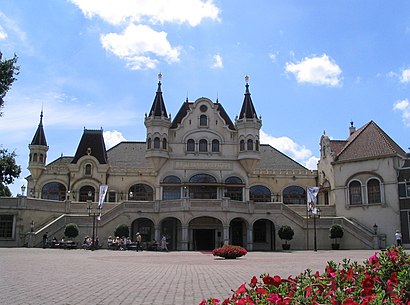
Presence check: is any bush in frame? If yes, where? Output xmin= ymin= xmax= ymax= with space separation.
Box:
xmin=114 ymin=224 xmax=129 ymax=238
xmin=329 ymin=224 xmax=344 ymax=243
xmin=64 ymin=223 xmax=79 ymax=239
xmin=201 ymin=246 xmax=410 ymax=304
xmin=278 ymin=225 xmax=294 ymax=245
xmin=212 ymin=245 xmax=247 ymax=259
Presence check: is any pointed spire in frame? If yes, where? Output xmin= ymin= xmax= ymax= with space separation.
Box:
xmin=148 ymin=72 xmax=168 ymax=117
xmin=31 ymin=110 xmax=47 ymax=146
xmin=239 ymin=75 xmax=258 ymax=119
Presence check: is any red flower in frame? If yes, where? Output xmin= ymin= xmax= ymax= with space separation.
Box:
xmin=266 ymin=293 xmax=282 ymax=303
xmin=342 ymin=297 xmax=359 ymax=305
xmin=236 ymin=283 xmax=247 ymax=294
xmin=256 ymin=287 xmax=268 ymax=295
xmin=361 ymin=274 xmax=374 ymax=295
xmin=250 ymin=276 xmax=258 ymax=287
xmin=263 ymin=275 xmax=282 ymax=286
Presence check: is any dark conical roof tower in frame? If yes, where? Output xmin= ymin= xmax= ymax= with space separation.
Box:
xmin=238 ymin=75 xmax=258 ymax=119
xmin=31 ymin=110 xmax=47 ymax=146
xmin=148 ymin=72 xmax=168 ymax=118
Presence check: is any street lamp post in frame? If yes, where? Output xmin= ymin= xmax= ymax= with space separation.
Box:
xmin=86 ymin=191 xmax=101 ymax=251
xmin=309 ymin=206 xmax=321 ymax=252
xmin=21 ymin=185 xmax=26 ymax=196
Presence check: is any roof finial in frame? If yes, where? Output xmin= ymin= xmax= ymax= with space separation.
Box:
xmin=158 ymin=72 xmax=162 ymax=82
xmin=245 ymin=74 xmax=249 ymax=84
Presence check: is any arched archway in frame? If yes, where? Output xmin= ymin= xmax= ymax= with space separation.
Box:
xmin=253 ymin=219 xmax=276 ymax=251
xmin=189 ymin=216 xmax=223 ymax=250
xmin=230 ymin=217 xmax=248 ymax=247
xmin=160 ymin=217 xmax=182 ymax=251
xmin=41 ymin=182 xmax=67 ymax=201
xmin=131 ymin=218 xmax=155 ymax=247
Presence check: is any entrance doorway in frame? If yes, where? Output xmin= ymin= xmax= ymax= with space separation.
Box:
xmin=193 ymin=229 xmax=214 ymax=250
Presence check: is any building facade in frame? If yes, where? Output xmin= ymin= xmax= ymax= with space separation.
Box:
xmin=0 ymin=76 xmax=408 ymax=250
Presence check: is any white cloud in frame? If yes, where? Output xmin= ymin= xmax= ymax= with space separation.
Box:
xmin=211 ymin=54 xmax=223 ymax=68
xmin=393 ymin=99 xmax=410 ymax=127
xmin=100 ymin=24 xmax=181 ymax=70
xmin=285 ymin=54 xmax=342 ymax=87
xmin=103 ymin=130 xmax=127 ymax=149
xmin=70 ymin=0 xmax=220 ymax=26
xmin=400 ymin=69 xmax=410 ymax=83
xmin=260 ymin=130 xmax=318 ymax=170
xmin=0 ymin=25 xmax=7 ymax=40
xmin=269 ymin=52 xmax=279 ymax=63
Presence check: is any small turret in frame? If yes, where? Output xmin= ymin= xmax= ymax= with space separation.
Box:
xmin=236 ymin=76 xmax=262 ymax=172
xmin=28 ymin=111 xmax=49 ymax=194
xmin=144 ymin=73 xmax=171 ymax=172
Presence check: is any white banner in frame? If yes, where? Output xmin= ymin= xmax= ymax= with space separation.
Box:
xmin=307 ymin=186 xmax=320 ymax=210
xmin=98 ymin=184 xmax=108 ymax=209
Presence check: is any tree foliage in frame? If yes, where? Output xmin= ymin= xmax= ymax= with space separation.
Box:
xmin=114 ymin=224 xmax=130 ymax=238
xmin=0 ymin=52 xmax=19 ymax=116
xmin=64 ymin=223 xmax=80 ymax=239
xmin=0 ymin=148 xmax=21 ymax=197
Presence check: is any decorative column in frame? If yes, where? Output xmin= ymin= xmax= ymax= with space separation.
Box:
xmin=154 ymin=225 xmax=161 ymax=243
xmin=247 ymin=226 xmax=253 ymax=251
xmin=223 ymin=225 xmax=230 ymax=245
xmin=181 ymin=225 xmax=189 ymax=250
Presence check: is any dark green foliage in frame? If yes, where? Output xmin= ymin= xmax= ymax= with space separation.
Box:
xmin=114 ymin=224 xmax=129 ymax=238
xmin=329 ymin=224 xmax=344 ymax=244
xmin=0 ymin=148 xmax=21 ymax=196
xmin=0 ymin=53 xmax=19 ymax=115
xmin=278 ymin=225 xmax=294 ymax=245
xmin=64 ymin=223 xmax=80 ymax=239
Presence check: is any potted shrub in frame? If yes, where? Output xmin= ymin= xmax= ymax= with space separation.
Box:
xmin=114 ymin=224 xmax=130 ymax=238
xmin=64 ymin=223 xmax=79 ymax=249
xmin=329 ymin=224 xmax=344 ymax=250
xmin=278 ymin=225 xmax=294 ymax=250
xmin=212 ymin=245 xmax=247 ymax=259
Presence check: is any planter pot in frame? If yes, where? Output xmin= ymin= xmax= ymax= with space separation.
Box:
xmin=282 ymin=244 xmax=291 ymax=250
xmin=331 ymin=243 xmax=340 ymax=250
xmin=224 ymin=256 xmax=237 ymax=259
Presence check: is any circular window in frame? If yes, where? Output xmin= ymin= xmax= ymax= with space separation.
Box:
xmin=200 ymin=105 xmax=208 ymax=112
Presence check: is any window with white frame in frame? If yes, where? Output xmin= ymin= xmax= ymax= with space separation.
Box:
xmin=367 ymin=178 xmax=381 ymax=204
xmin=349 ymin=181 xmax=362 ymax=205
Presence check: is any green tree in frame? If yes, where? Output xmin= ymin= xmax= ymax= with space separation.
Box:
xmin=0 ymin=148 xmax=21 ymax=197
xmin=0 ymin=52 xmax=19 ymax=116
xmin=64 ymin=223 xmax=80 ymax=240
xmin=114 ymin=224 xmax=130 ymax=238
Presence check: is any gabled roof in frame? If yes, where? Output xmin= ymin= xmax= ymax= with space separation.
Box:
xmin=238 ymin=82 xmax=258 ymax=119
xmin=148 ymin=80 xmax=168 ymax=118
xmin=71 ymin=129 xmax=108 ymax=164
xmin=30 ymin=111 xmax=47 ymax=146
xmin=257 ymin=144 xmax=309 ymax=170
xmin=170 ymin=99 xmax=235 ymax=130
xmin=334 ymin=121 xmax=406 ymax=162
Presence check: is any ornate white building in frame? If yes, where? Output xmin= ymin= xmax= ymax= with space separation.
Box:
xmin=0 ymin=75 xmax=408 ymax=250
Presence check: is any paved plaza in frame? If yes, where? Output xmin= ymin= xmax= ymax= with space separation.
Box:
xmin=0 ymin=248 xmax=378 ymax=305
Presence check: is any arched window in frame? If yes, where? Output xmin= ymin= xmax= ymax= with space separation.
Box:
xmin=283 ymin=186 xmax=306 ymax=204
xmin=212 ymin=139 xmax=220 ymax=152
xmin=200 ymin=115 xmax=208 ymax=126
xmin=367 ymin=179 xmax=381 ymax=204
xmin=250 ymin=185 xmax=271 ymax=202
xmin=189 ymin=174 xmax=217 ymax=199
xmin=187 ymin=139 xmax=195 ymax=152
xmin=199 ymin=139 xmax=208 ymax=152
xmin=247 ymin=139 xmax=253 ymax=151
xmin=240 ymin=140 xmax=245 ymax=151
xmin=39 ymin=154 xmax=44 ymax=163
xmin=128 ymin=184 xmax=154 ymax=201
xmin=41 ymin=182 xmax=67 ymax=201
xmin=85 ymin=164 xmax=92 ymax=176
xmin=33 ymin=153 xmax=38 ymax=162
xmin=225 ymin=176 xmax=243 ymax=201
xmin=79 ymin=185 xmax=95 ymax=202
xmin=255 ymin=140 xmax=259 ymax=151
xmin=147 ymin=138 xmax=152 ymax=149
xmin=349 ymin=181 xmax=362 ymax=205
xmin=162 ymin=138 xmax=167 ymax=150
xmin=162 ymin=175 xmax=181 ymax=200
xmin=154 ymin=137 xmax=160 ymax=149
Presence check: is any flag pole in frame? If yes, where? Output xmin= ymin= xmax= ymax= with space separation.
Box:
xmin=306 ymin=186 xmax=309 ymax=250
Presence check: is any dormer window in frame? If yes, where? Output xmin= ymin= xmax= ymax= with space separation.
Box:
xmin=200 ymin=115 xmax=208 ymax=126
xmin=85 ymin=164 xmax=92 ymax=176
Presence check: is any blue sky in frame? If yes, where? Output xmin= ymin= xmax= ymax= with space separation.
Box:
xmin=1 ymin=1 xmax=409 ymax=196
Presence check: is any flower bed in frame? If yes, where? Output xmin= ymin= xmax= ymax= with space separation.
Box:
xmin=212 ymin=245 xmax=247 ymax=259
xmin=201 ymin=246 xmax=410 ymax=304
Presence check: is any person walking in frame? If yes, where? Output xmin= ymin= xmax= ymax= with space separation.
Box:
xmin=136 ymin=232 xmax=142 ymax=252
xmin=160 ymin=234 xmax=168 ymax=252
xmin=395 ymin=230 xmax=402 ymax=246
xmin=42 ymin=232 xmax=48 ymax=248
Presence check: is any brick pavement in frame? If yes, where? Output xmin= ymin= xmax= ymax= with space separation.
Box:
xmin=0 ymin=248 xmax=378 ymax=305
